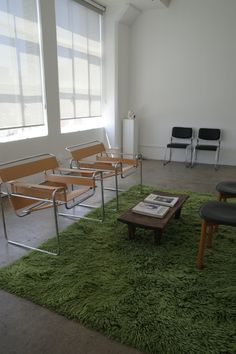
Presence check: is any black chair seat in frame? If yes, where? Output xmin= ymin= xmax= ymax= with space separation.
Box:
xmin=216 ymin=181 xmax=236 ymax=195
xmin=199 ymin=201 xmax=236 ymax=226
xmin=167 ymin=143 xmax=189 ymax=149
xmin=192 ymin=128 xmax=221 ymax=169
xmin=163 ymin=126 xmax=193 ymax=166
xmin=195 ymin=145 xmax=218 ymax=151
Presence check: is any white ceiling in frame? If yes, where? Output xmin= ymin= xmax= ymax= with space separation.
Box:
xmin=99 ymin=0 xmax=170 ymax=11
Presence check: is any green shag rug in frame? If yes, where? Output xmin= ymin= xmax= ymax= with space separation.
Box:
xmin=0 ymin=185 xmax=236 ymax=354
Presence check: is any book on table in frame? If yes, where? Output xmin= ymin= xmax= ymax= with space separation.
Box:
xmin=144 ymin=194 xmax=179 ymax=207
xmin=132 ymin=201 xmax=169 ymax=218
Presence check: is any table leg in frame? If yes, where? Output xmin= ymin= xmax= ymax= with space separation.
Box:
xmin=175 ymin=208 xmax=182 ymax=219
xmin=154 ymin=230 xmax=162 ymax=244
xmin=128 ymin=224 xmax=136 ymax=239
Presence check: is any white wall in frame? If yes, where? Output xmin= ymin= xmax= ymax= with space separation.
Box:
xmin=1 ymin=0 xmax=236 ymax=167
xmin=102 ymin=3 xmax=132 ymax=149
xmin=129 ymin=0 xmax=236 ymax=165
xmin=106 ymin=3 xmax=140 ymax=151
xmin=102 ymin=5 xmax=117 ymax=148
xmin=117 ymin=23 xmax=130 ymax=148
xmin=0 ymin=0 xmax=104 ymax=165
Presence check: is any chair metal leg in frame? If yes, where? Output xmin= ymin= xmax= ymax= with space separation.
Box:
xmin=197 ymin=220 xmax=207 ymax=269
xmin=1 ymin=192 xmax=8 ymax=241
xmin=191 ymin=148 xmax=197 ymax=168
xmin=185 ymin=146 xmax=192 ymax=167
xmin=59 ymin=185 xmax=105 ymax=223
xmin=6 ymin=240 xmax=59 ymax=256
xmin=187 ymin=145 xmax=193 ymax=167
xmin=163 ymin=147 xmax=170 ymax=166
xmin=184 ymin=147 xmax=188 ymax=167
xmin=190 ymin=146 xmax=193 ymax=166
xmin=163 ymin=147 xmax=172 ymax=166
xmin=100 ymin=178 xmax=105 ymax=222
xmin=52 ymin=196 xmax=60 ymax=255
xmin=139 ymin=156 xmax=143 ymax=193
xmin=169 ymin=148 xmax=172 ymax=164
xmin=115 ymin=172 xmax=119 ymax=210
xmin=214 ymin=148 xmax=220 ymax=170
xmin=103 ymin=173 xmax=120 ymax=211
xmin=0 ymin=193 xmax=60 ymax=256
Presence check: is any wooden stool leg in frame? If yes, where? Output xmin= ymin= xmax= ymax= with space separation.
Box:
xmin=215 ymin=193 xmax=225 ymax=232
xmin=207 ymin=225 xmax=214 ymax=248
xmin=197 ymin=220 xmax=207 ymax=269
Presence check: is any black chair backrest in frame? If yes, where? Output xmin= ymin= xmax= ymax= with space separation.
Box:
xmin=172 ymin=127 xmax=193 ymax=139
xmin=198 ymin=128 xmax=221 ymax=141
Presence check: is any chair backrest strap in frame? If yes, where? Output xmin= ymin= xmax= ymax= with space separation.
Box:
xmin=70 ymin=143 xmax=106 ymax=161
xmin=0 ymin=156 xmax=59 ymax=183
xmin=198 ymin=128 xmax=221 ymax=141
xmin=172 ymin=127 xmax=193 ymax=139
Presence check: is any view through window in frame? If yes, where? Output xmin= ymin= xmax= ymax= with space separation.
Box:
xmin=55 ymin=0 xmax=103 ymax=133
xmin=0 ymin=0 xmax=47 ymax=142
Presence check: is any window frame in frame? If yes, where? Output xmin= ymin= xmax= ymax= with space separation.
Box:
xmin=55 ymin=0 xmax=104 ymax=129
xmin=0 ymin=0 xmax=48 ymax=142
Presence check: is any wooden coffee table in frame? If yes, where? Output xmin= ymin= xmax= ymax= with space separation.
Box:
xmin=117 ymin=191 xmax=189 ymax=243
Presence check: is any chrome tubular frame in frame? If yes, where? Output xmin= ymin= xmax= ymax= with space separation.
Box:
xmin=0 ymin=153 xmax=104 ymax=256
xmin=58 ymin=171 xmax=105 ymax=222
xmin=66 ymin=141 xmax=143 ymax=209
xmin=0 ymin=185 xmax=60 ymax=256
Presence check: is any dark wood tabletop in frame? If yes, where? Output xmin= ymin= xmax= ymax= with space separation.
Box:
xmin=117 ymin=191 xmax=189 ymax=242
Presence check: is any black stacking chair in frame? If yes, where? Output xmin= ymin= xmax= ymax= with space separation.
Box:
xmin=197 ymin=201 xmax=236 ymax=269
xmin=163 ymin=127 xmax=193 ymax=167
xmin=216 ymin=181 xmax=236 ymax=201
xmin=192 ymin=128 xmax=221 ymax=170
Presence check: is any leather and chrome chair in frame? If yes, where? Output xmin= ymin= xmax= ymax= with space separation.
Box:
xmin=66 ymin=140 xmax=143 ymax=209
xmin=0 ymin=154 xmax=104 ymax=255
xmin=197 ymin=201 xmax=236 ymax=269
xmin=192 ymin=128 xmax=221 ymax=170
xmin=163 ymin=127 xmax=193 ymax=167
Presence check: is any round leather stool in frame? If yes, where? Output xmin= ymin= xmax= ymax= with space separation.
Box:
xmin=216 ymin=181 xmax=236 ymax=201
xmin=197 ymin=201 xmax=236 ymax=269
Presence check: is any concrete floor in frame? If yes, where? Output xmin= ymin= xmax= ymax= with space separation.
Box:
xmin=0 ymin=160 xmax=235 ymax=354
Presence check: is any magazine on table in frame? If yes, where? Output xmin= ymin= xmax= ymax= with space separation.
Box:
xmin=144 ymin=194 xmax=179 ymax=207
xmin=132 ymin=201 xmax=169 ymax=218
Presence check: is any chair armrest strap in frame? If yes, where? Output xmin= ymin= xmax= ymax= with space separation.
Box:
xmin=96 ymin=156 xmax=138 ymax=167
xmin=10 ymin=181 xmax=65 ymax=201
xmin=77 ymin=161 xmax=122 ymax=172
xmin=45 ymin=174 xmax=95 ymax=188
xmin=11 ymin=181 xmax=64 ymax=192
xmin=57 ymin=167 xmax=101 ymax=178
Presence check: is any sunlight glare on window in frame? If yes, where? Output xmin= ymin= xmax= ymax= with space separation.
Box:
xmin=55 ymin=0 xmax=102 ymax=133
xmin=0 ymin=0 xmax=47 ymax=142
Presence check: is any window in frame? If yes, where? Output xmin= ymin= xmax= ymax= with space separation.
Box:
xmin=55 ymin=0 xmax=103 ymax=133
xmin=0 ymin=0 xmax=47 ymax=142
